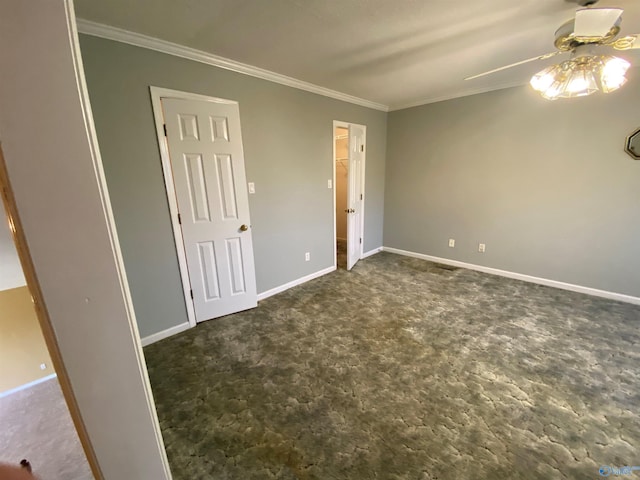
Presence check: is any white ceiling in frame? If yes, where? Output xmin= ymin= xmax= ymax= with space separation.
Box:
xmin=74 ymin=0 xmax=640 ymax=110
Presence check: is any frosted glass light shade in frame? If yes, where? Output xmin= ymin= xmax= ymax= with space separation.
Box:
xmin=530 ymin=65 xmax=558 ymax=92
xmin=563 ymin=62 xmax=599 ymax=97
xmin=601 ymin=56 xmax=630 ymax=93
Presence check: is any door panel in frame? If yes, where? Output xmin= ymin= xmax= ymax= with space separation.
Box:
xmin=184 ymin=154 xmax=211 ymax=222
xmin=162 ymin=97 xmax=257 ymax=322
xmin=215 ymin=154 xmax=239 ymax=219
xmin=226 ymin=237 xmax=246 ymax=294
xmin=197 ymin=241 xmax=221 ymax=300
xmin=210 ymin=116 xmax=229 ymax=141
xmin=179 ymin=114 xmax=199 ymax=140
xmin=347 ymin=124 xmax=365 ymax=271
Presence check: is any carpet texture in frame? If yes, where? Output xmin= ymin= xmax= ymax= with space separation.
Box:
xmin=145 ymin=252 xmax=640 ymax=480
xmin=0 ymin=377 xmax=93 ymax=480
xmin=337 ymin=239 xmax=347 ymax=270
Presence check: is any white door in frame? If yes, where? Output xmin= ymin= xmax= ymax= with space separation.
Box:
xmin=347 ymin=124 xmax=365 ymax=270
xmin=161 ymin=97 xmax=257 ymax=322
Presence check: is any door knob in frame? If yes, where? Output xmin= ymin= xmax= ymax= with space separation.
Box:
xmin=345 ymin=208 xmax=355 ymax=213
xmin=240 ymin=224 xmax=249 ymax=231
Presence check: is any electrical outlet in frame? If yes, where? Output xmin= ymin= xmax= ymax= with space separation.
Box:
xmin=328 ymin=179 xmax=332 ymax=189
xmin=40 ymin=363 xmax=47 ymax=370
xmin=305 ymin=252 xmax=310 ymax=261
xmin=478 ymin=243 xmax=486 ymax=253
xmin=248 ymin=182 xmax=255 ymax=194
xmin=448 ymin=238 xmax=455 ymax=248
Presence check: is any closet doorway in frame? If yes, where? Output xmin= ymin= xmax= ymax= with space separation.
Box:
xmin=333 ymin=121 xmax=366 ymax=271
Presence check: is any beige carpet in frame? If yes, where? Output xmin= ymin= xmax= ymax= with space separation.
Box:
xmin=0 ymin=377 xmax=93 ymax=480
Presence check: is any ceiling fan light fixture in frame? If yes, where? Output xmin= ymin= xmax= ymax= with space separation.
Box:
xmin=564 ymin=60 xmax=599 ymax=97
xmin=540 ymin=84 xmax=564 ymax=100
xmin=466 ymin=3 xmax=638 ymax=95
xmin=530 ymin=65 xmax=560 ymax=92
xmin=602 ymin=73 xmax=627 ymax=92
xmin=601 ymin=55 xmax=631 ymax=92
xmin=602 ymin=55 xmax=630 ymax=74
xmin=533 ymin=62 xmax=572 ymax=100
xmin=530 ymin=54 xmax=630 ymax=100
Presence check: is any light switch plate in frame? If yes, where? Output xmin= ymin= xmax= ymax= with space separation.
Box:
xmin=248 ymin=182 xmax=255 ymax=194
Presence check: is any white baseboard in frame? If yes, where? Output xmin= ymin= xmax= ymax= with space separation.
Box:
xmin=362 ymin=247 xmax=383 ymax=259
xmin=142 ymin=267 xmax=339 ymax=343
xmin=0 ymin=373 xmax=57 ymax=398
xmin=382 ymin=247 xmax=640 ymax=306
xmin=258 ymin=266 xmax=336 ymax=301
xmin=141 ymin=321 xmax=191 ymax=347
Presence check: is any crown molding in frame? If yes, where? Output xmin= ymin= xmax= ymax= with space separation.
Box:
xmin=76 ymin=19 xmax=389 ymax=112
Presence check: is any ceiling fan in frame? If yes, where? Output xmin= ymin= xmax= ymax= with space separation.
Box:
xmin=465 ymin=0 xmax=640 ymax=99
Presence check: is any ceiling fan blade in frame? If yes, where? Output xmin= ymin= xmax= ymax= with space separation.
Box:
xmin=574 ymin=8 xmax=623 ymax=37
xmin=464 ymin=51 xmax=563 ymax=81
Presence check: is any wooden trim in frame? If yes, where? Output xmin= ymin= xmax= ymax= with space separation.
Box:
xmin=0 ymin=145 xmax=104 ymax=480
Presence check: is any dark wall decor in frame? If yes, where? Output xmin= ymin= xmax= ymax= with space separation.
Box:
xmin=625 ymin=128 xmax=640 ymax=160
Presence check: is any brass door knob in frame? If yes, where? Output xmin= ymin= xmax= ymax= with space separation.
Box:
xmin=240 ymin=224 xmax=249 ymax=231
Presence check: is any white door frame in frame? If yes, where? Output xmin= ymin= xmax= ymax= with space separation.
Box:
xmin=332 ymin=120 xmax=366 ymax=268
xmin=150 ymin=86 xmax=243 ymax=329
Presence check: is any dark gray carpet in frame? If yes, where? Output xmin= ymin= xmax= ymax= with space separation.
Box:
xmin=0 ymin=377 xmax=93 ymax=480
xmin=144 ymin=252 xmax=640 ymax=480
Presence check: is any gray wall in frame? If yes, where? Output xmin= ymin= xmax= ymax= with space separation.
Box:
xmin=79 ymin=35 xmax=387 ymax=338
xmin=1 ymin=2 xmax=170 ymax=476
xmin=385 ymin=81 xmax=640 ymax=297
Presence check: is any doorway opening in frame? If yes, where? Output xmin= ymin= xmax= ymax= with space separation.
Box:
xmin=335 ymin=126 xmax=349 ymax=269
xmin=333 ymin=121 xmax=366 ymax=271
xmin=0 ymin=188 xmax=92 ymax=480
